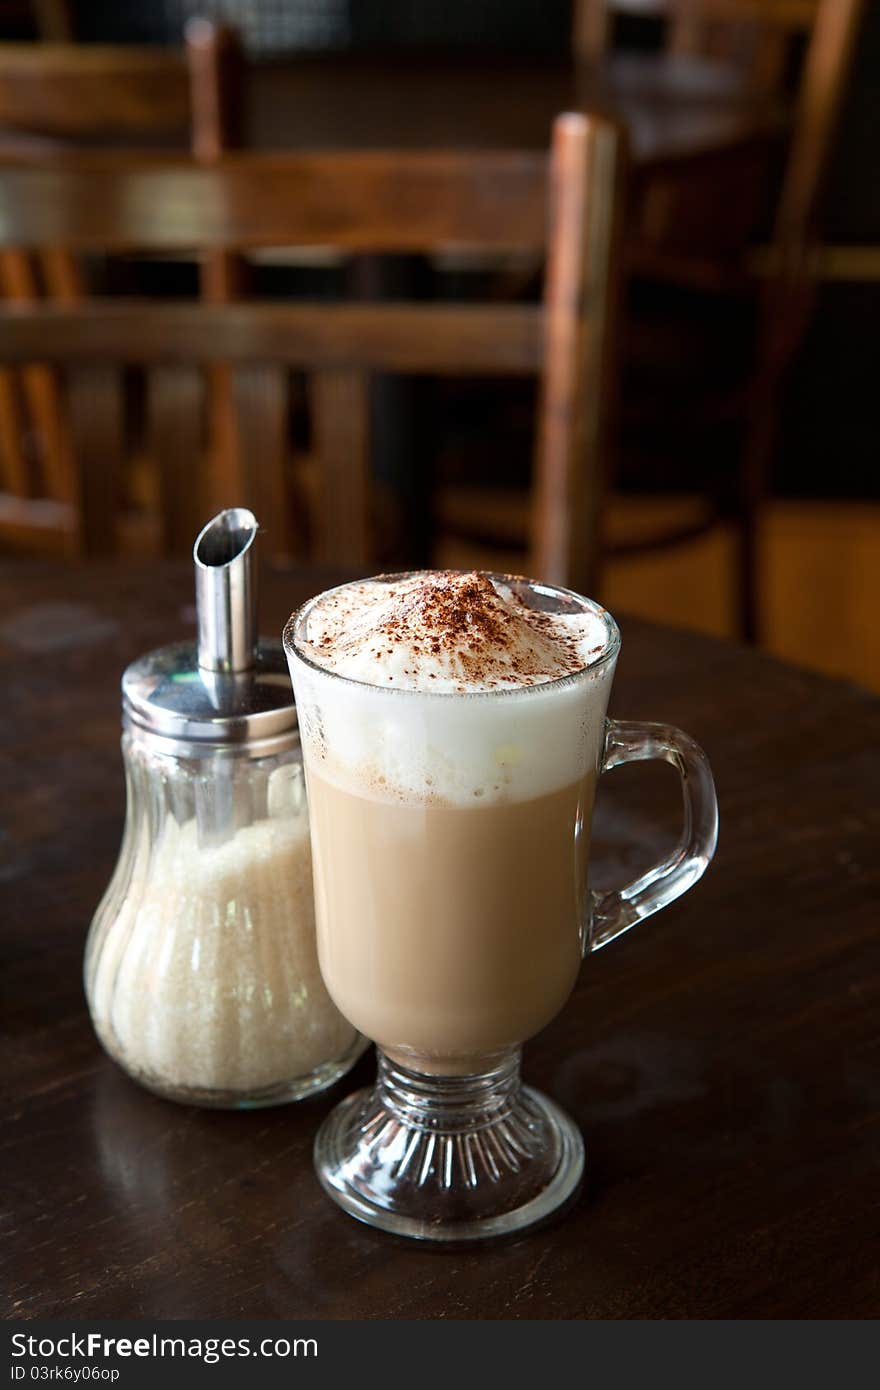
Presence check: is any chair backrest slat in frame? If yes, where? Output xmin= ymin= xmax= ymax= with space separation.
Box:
xmin=310 ymin=368 xmax=372 ymax=567
xmin=0 ymin=302 xmax=545 ymax=373
xmin=0 ymin=152 xmax=549 ymax=254
xmin=0 ymin=369 xmax=29 ymax=498
xmin=66 ymin=365 xmax=122 ymax=554
xmin=147 ymin=364 xmax=207 ymax=556
xmin=0 ymin=44 xmax=190 ymax=137
xmin=0 ymin=247 xmax=78 ymax=507
xmin=230 ymin=364 xmax=294 ymax=556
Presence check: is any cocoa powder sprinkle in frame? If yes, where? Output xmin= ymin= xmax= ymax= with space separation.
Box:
xmin=301 ymin=570 xmax=609 ymax=692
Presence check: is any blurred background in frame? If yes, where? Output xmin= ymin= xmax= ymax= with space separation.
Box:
xmin=0 ymin=0 xmax=876 ymax=686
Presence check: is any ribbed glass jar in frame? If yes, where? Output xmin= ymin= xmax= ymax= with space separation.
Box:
xmin=84 ymin=723 xmax=365 ymax=1109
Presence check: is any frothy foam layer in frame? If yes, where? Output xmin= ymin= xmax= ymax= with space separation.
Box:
xmin=297 ymin=571 xmax=610 ymax=693
xmin=287 ymin=573 xmax=618 ymax=806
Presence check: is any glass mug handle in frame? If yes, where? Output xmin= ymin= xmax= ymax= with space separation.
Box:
xmin=587 ymin=719 xmax=719 ymax=953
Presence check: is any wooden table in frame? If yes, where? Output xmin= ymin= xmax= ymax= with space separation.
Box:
xmin=3 ymin=561 xmax=878 ymax=1319
xmin=244 ymin=53 xmax=783 ymax=166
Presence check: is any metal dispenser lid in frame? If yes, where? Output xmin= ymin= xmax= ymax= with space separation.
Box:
xmin=122 ymin=509 xmax=298 ymax=752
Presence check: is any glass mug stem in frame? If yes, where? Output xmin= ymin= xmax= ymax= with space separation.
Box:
xmin=315 ymin=1045 xmax=585 ymax=1242
xmin=589 ymin=719 xmax=720 ymax=952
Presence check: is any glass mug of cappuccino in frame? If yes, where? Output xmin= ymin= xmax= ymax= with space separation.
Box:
xmin=284 ymin=572 xmax=718 ymax=1241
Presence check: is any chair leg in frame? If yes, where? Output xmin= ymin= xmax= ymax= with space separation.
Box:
xmin=736 ymin=267 xmax=813 ymax=646
xmin=736 ymin=374 xmax=772 ymax=645
xmin=735 ymin=386 xmax=773 ymax=647
xmin=736 ymin=499 xmax=761 ymax=646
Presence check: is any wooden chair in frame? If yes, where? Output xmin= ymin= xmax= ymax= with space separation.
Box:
xmin=0 ymin=114 xmax=624 ymax=590
xmin=567 ymin=0 xmax=866 ymax=640
xmin=0 ymin=22 xmax=244 ymax=555
xmin=573 ymin=1 xmax=863 ymax=275
xmin=574 ymin=1 xmax=820 ymax=93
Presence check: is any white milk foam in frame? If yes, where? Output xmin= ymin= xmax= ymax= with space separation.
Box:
xmin=287 ymin=572 xmax=618 ymax=806
xmin=297 ymin=571 xmax=609 ymax=693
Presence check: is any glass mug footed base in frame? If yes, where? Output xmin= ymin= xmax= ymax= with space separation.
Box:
xmin=286 ymin=573 xmax=719 ymax=1242
xmin=315 ymin=1047 xmax=584 ymax=1242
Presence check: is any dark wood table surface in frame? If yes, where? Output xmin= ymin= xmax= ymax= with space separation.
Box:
xmin=3 ymin=560 xmax=878 ymax=1320
xmin=244 ymin=53 xmax=783 ymax=166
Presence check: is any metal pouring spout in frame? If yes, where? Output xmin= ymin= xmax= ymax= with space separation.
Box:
xmin=193 ymin=508 xmax=259 ymax=674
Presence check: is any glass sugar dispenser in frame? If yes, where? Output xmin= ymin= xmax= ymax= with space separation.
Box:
xmin=84 ymin=508 xmax=366 ymax=1107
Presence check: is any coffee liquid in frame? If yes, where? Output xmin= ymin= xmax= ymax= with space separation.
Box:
xmin=306 ymin=766 xmax=597 ymax=1073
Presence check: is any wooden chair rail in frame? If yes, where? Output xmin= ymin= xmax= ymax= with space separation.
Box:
xmin=0 ymin=44 xmax=190 ymax=136
xmin=0 ymin=153 xmax=549 ymax=252
xmin=0 ymin=301 xmax=544 ymax=374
